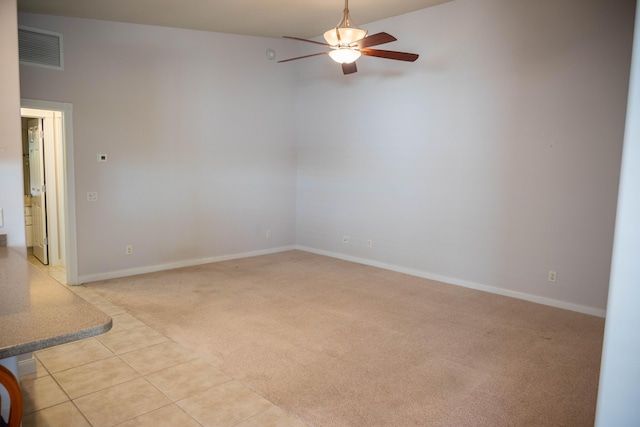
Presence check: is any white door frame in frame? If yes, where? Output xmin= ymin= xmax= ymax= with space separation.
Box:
xmin=21 ymin=99 xmax=79 ymax=285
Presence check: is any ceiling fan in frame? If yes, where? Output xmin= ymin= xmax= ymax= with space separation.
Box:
xmin=278 ymin=0 xmax=419 ymax=75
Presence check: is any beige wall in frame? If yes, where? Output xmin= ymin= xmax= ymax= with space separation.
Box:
xmin=18 ymin=14 xmax=300 ymax=280
xmin=0 ymin=0 xmax=26 ymax=248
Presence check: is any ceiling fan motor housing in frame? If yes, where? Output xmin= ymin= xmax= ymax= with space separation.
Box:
xmin=279 ymin=0 xmax=419 ymax=74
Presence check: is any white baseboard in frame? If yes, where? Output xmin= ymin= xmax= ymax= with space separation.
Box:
xmin=75 ymin=243 xmax=605 ymax=318
xmin=18 ymin=356 xmax=37 ymax=377
xmin=78 ymin=246 xmax=297 ymax=284
xmin=296 ymin=246 xmax=606 ymax=318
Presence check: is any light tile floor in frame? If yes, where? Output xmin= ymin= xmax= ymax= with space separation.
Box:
xmin=27 ymin=253 xmax=67 ymax=285
xmin=22 ymin=257 xmax=307 ymax=427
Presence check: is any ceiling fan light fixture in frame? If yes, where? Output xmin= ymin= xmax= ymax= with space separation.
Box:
xmin=328 ymin=48 xmax=361 ymax=64
xmin=323 ymin=27 xmax=368 ymax=46
xmin=322 ymin=0 xmax=368 ymax=46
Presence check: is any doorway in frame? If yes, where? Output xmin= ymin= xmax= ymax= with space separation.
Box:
xmin=20 ymin=99 xmax=79 ymax=285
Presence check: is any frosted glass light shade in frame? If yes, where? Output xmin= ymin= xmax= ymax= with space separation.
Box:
xmin=328 ymin=48 xmax=361 ymax=64
xmin=323 ymin=27 xmax=368 ymax=46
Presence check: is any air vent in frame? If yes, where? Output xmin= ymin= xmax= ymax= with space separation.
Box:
xmin=18 ymin=26 xmax=63 ymax=70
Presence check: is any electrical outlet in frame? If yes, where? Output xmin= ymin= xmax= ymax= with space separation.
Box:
xmin=343 ymin=235 xmax=350 ymax=244
xmin=548 ymin=271 xmax=557 ymax=282
xmin=97 ymin=154 xmax=108 ymax=162
xmin=266 ymin=230 xmax=272 ymax=238
xmin=87 ymin=192 xmax=98 ymax=202
xmin=126 ymin=245 xmax=133 ymax=255
xmin=367 ymin=239 xmax=373 ymax=248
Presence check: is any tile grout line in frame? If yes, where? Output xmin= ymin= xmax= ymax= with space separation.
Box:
xmin=35 ymin=338 xmax=116 ymax=369
xmin=25 ymin=354 xmax=92 ymax=427
xmin=40 ymin=353 xmax=137 ymax=402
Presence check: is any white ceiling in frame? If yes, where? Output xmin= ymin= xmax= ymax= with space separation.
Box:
xmin=17 ymin=0 xmax=453 ymax=39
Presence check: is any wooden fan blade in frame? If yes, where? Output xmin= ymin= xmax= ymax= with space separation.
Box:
xmin=360 ymin=49 xmax=419 ymax=62
xmin=283 ymin=36 xmax=331 ymax=47
xmin=278 ymin=52 xmax=329 ymax=63
xmin=355 ymin=32 xmax=397 ymax=49
xmin=342 ymin=62 xmax=358 ymax=75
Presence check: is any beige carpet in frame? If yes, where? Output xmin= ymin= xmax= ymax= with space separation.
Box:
xmin=87 ymin=250 xmax=604 ymax=426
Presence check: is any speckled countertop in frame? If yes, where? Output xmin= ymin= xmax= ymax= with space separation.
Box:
xmin=0 ymin=247 xmax=112 ymax=359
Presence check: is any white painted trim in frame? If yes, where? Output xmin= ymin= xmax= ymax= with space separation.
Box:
xmin=54 ymin=111 xmax=66 ymax=269
xmin=296 ymin=246 xmax=607 ymax=318
xmin=78 ymin=246 xmax=297 ymax=284
xmin=21 ymin=99 xmax=78 ymax=285
xmin=18 ymin=356 xmax=37 ymax=377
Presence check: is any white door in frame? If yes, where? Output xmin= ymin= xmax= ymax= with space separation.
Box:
xmin=28 ymin=118 xmax=48 ymax=265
